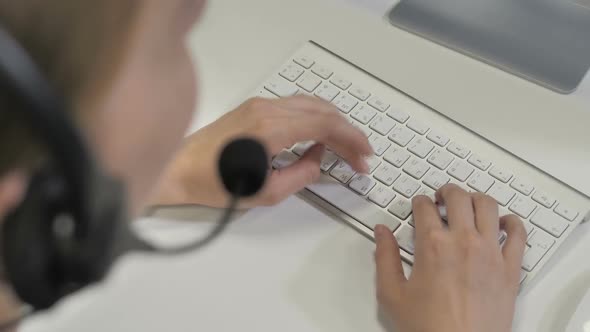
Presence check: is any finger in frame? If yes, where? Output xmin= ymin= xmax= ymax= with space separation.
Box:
xmin=301 ymin=112 xmax=374 ymax=173
xmin=472 ymin=193 xmax=500 ymax=242
xmin=500 ymin=214 xmax=527 ymax=279
xmin=253 ymin=96 xmax=373 ymax=171
xmin=273 ymin=95 xmax=337 ymax=114
xmin=436 ymin=184 xmax=476 ymax=232
xmin=374 ymin=224 xmax=406 ymax=309
xmin=280 ymin=112 xmax=372 ymax=172
xmin=258 ymin=144 xmax=324 ymax=205
xmin=412 ymin=195 xmax=444 ymax=246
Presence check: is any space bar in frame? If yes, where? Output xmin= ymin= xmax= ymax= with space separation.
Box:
xmin=306 ymin=175 xmax=401 ymax=232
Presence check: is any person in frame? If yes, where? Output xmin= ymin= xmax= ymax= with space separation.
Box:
xmin=0 ymin=1 xmax=527 ymax=331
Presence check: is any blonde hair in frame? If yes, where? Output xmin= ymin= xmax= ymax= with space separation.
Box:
xmin=0 ymin=0 xmax=139 ymax=173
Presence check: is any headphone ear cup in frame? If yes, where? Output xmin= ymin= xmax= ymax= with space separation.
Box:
xmin=1 ymin=169 xmax=129 ymax=311
xmin=1 ymin=170 xmax=68 ymax=310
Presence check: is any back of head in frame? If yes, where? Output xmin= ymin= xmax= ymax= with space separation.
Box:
xmin=0 ymin=0 xmax=140 ymax=175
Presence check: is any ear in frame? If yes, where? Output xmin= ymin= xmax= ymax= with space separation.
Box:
xmin=0 ymin=171 xmax=28 ymax=221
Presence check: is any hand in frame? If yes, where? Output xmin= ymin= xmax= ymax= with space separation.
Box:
xmin=151 ymin=96 xmax=372 ymax=208
xmin=374 ymin=184 xmax=527 ymax=332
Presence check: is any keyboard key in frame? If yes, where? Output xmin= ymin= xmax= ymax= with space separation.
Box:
xmin=416 ymin=186 xmax=436 ymax=199
xmin=332 ymin=94 xmax=358 ymax=113
xmin=423 ymin=169 xmax=450 ymax=190
xmin=426 ymin=130 xmax=450 ymax=147
xmin=314 ymin=83 xmax=340 ymax=102
xmin=365 ymin=155 xmax=382 ymax=174
xmin=293 ymin=56 xmax=315 ymax=69
xmin=311 ymin=64 xmax=333 ymax=79
xmin=523 ymin=222 xmax=534 ymax=235
xmin=528 ymin=229 xmax=556 ymax=249
xmin=351 ymin=122 xmax=372 ymax=138
xmin=468 ymin=154 xmax=492 ymax=171
xmin=408 ymin=137 xmax=435 ymax=159
xmin=447 ymin=160 xmax=475 ymax=182
xmin=498 ymin=231 xmax=507 ymax=244
xmin=259 ymin=88 xmax=279 ymax=99
xmin=499 ymin=206 xmax=513 ymax=217
xmin=272 ymin=150 xmax=298 ymax=169
xmin=522 ymin=242 xmax=551 ymax=272
xmin=296 ymin=73 xmax=322 ymax=92
xmin=330 ymin=160 xmax=356 ymax=183
xmin=509 ymin=196 xmax=537 ymax=219
xmin=296 ymin=90 xmax=314 ymax=97
xmin=403 ymin=158 xmax=431 ymax=180
xmin=489 ymin=166 xmax=513 ymax=183
xmin=487 ymin=183 xmax=516 ymax=206
xmin=511 ymin=178 xmax=535 ymax=196
xmin=279 ymin=63 xmax=305 ymax=82
xmin=531 ymin=209 xmax=569 ymax=237
xmin=349 ymin=86 xmax=371 ymax=101
xmin=467 ymin=172 xmax=495 ymax=193
xmin=389 ymin=126 xmax=415 ymax=147
xmin=395 ymin=225 xmax=416 ymax=254
xmin=393 ymin=175 xmax=421 ymax=198
xmin=350 ymin=104 xmax=378 ymax=124
xmin=447 ymin=142 xmax=471 ymax=159
xmin=292 ymin=141 xmax=315 ymax=156
xmin=330 ymin=76 xmax=352 ymax=90
xmin=383 ymin=147 xmax=411 ymax=168
xmin=368 ymin=135 xmax=392 ymax=156
xmin=349 ymin=174 xmax=376 ymax=195
xmin=417 ymin=170 xmax=451 ymax=191
xmin=386 ymin=108 xmax=410 ymax=123
xmin=406 ymin=119 xmax=430 ymax=135
xmin=369 ymin=185 xmax=397 ymax=208
xmin=370 ymin=115 xmax=396 ymax=135
xmin=374 ymin=163 xmax=402 ymax=186
xmin=307 ymin=175 xmax=401 ymax=231
xmin=320 ymin=151 xmax=339 ymax=171
xmin=368 ymin=96 xmax=390 ymax=112
xmin=388 ymin=197 xmax=413 ymax=220
xmin=554 ymin=204 xmax=579 ymax=221
xmin=522 ymin=230 xmax=555 ymax=272
xmin=265 ymin=77 xmax=299 ymax=97
xmin=427 ymin=149 xmax=455 ymax=170
xmin=532 ymin=191 xmax=556 ymax=209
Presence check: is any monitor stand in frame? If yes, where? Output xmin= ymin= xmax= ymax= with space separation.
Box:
xmin=388 ymin=0 xmax=590 ymax=94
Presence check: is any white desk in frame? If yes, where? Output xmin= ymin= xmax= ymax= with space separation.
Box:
xmin=21 ymin=1 xmax=590 ymax=331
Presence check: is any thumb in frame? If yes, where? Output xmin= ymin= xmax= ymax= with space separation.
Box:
xmin=260 ymin=144 xmax=324 ymax=205
xmin=374 ymin=224 xmax=406 ymax=309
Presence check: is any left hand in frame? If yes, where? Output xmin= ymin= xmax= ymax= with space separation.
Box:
xmin=373 ymin=185 xmax=526 ymax=332
xmin=151 ymin=96 xmax=372 ymax=208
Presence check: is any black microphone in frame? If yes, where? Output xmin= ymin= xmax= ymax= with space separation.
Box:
xmin=218 ymin=137 xmax=268 ymax=198
xmin=115 ymin=137 xmax=269 ymax=255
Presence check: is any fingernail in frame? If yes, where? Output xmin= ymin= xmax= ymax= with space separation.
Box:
xmin=361 ymin=160 xmax=370 ymax=174
xmin=375 ymin=224 xmax=388 ymax=239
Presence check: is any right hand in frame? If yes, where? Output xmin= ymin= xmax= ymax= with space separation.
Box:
xmin=374 ymin=184 xmax=527 ymax=332
xmin=151 ymin=95 xmax=373 ymax=208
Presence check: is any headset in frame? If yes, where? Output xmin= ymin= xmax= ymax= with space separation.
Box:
xmin=0 ymin=26 xmax=268 ymax=329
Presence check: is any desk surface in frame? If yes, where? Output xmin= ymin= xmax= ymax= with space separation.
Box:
xmin=22 ymin=1 xmax=590 ymax=331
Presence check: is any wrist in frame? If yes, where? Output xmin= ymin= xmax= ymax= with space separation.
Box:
xmin=147 ymin=157 xmax=193 ymax=207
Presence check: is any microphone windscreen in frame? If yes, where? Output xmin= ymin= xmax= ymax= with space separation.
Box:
xmin=218 ymin=138 xmax=268 ymax=197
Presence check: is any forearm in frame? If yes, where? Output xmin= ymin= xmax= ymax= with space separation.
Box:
xmin=147 ymin=153 xmax=227 ymax=209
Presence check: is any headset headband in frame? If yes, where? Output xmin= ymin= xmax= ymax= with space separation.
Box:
xmin=0 ymin=27 xmax=94 ymax=234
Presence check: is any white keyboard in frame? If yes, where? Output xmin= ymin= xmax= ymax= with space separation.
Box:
xmin=254 ymin=42 xmax=590 ymax=289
